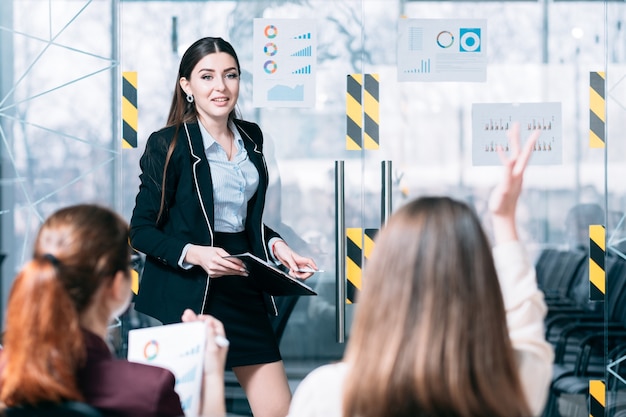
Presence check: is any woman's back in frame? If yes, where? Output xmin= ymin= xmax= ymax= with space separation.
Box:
xmin=288 ymin=124 xmax=553 ymax=417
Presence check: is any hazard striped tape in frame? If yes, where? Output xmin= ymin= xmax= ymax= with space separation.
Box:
xmin=346 ymin=74 xmax=379 ymax=150
xmin=346 ymin=228 xmax=378 ymax=303
xmin=589 ymin=72 xmax=605 ymax=149
xmin=346 ymin=75 xmax=363 ymax=151
xmin=589 ymin=224 xmax=605 ymax=301
xmin=589 ymin=380 xmax=605 ymax=417
xmin=122 ymin=71 xmax=138 ymax=149
xmin=363 ymin=74 xmax=379 ymax=149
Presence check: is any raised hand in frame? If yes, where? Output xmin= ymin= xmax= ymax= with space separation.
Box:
xmin=488 ymin=122 xmax=539 ymax=243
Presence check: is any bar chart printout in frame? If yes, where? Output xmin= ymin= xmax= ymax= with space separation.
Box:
xmin=471 ymin=102 xmax=562 ymax=166
xmin=398 ymin=18 xmax=487 ymax=82
xmin=253 ymin=18 xmax=317 ymax=107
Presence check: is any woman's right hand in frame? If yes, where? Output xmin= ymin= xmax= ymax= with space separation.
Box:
xmin=184 ymin=245 xmax=248 ymax=278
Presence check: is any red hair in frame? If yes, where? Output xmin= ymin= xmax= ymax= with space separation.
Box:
xmin=0 ymin=260 xmax=84 ymax=405
xmin=0 ymin=204 xmax=130 ymax=406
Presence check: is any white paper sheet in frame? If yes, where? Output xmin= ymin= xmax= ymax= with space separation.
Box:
xmin=127 ymin=321 xmax=206 ymax=416
xmin=471 ymin=102 xmax=562 ymax=166
xmin=398 ymin=18 xmax=487 ymax=82
xmin=253 ymin=18 xmax=317 ymax=107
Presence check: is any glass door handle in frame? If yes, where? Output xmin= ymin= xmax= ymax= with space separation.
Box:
xmin=335 ymin=160 xmax=346 ymax=343
xmin=381 ymin=160 xmax=392 ymax=225
xmin=334 ymin=160 xmax=392 ymax=343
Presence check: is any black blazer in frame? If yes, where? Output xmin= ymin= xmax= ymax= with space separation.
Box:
xmin=130 ymin=119 xmax=281 ymax=325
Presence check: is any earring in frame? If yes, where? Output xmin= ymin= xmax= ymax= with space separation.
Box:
xmin=186 ymin=93 xmax=194 ymax=103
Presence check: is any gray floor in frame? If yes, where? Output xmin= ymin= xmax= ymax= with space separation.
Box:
xmin=554 ymin=391 xmax=626 ymax=417
xmin=557 ymin=394 xmax=587 ymax=417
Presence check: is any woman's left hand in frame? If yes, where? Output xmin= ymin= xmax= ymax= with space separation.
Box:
xmin=488 ymin=122 xmax=539 ymax=220
xmin=181 ymin=309 xmax=228 ymax=374
xmin=487 ymin=122 xmax=539 ymax=244
xmin=272 ymin=240 xmax=318 ymax=280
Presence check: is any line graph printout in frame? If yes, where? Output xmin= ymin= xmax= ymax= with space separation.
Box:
xmin=253 ymin=18 xmax=316 ymax=107
xmin=398 ymin=18 xmax=487 ymax=82
xmin=472 ymin=102 xmax=562 ymax=166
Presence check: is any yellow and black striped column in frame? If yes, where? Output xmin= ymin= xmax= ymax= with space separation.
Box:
xmin=589 ymin=224 xmax=605 ymax=301
xmin=589 ymin=71 xmax=606 ymax=149
xmin=589 ymin=380 xmax=605 ymax=417
xmin=122 ymin=71 xmax=138 ymax=149
xmin=346 ymin=74 xmax=380 ymax=150
xmin=345 ymin=228 xmax=378 ymax=303
xmin=129 ymin=244 xmax=140 ymax=294
xmin=363 ymin=228 xmax=377 ymax=262
xmin=363 ymin=74 xmax=379 ymax=150
xmin=346 ymin=75 xmax=363 ymax=151
xmin=131 ymin=269 xmax=139 ymax=295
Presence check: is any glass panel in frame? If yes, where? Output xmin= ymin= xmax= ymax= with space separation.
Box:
xmin=1 ymin=0 xmax=117 ymax=314
xmin=606 ymin=2 xmax=626 ymax=413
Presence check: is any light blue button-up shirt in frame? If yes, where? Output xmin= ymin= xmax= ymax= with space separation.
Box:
xmin=199 ymin=121 xmax=259 ymax=232
xmin=179 ymin=121 xmax=281 ymax=268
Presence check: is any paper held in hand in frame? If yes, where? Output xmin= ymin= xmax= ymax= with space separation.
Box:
xmin=127 ymin=321 xmax=206 ymax=417
xmin=224 ymin=252 xmax=318 ymax=296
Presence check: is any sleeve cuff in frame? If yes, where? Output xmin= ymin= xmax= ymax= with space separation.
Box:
xmin=178 ymin=243 xmax=194 ymax=270
xmin=268 ymin=237 xmax=283 ymax=264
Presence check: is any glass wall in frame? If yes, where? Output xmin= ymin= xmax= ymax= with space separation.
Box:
xmin=0 ymin=0 xmax=120 ymax=313
xmin=1 ymin=0 xmax=625 ymax=415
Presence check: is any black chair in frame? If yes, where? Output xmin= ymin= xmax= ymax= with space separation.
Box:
xmin=4 ymin=402 xmax=102 ymax=417
xmin=541 ymin=255 xmax=626 ymax=417
xmin=544 ymin=259 xmax=603 ymax=344
xmin=536 ymin=248 xmax=588 ymax=308
xmin=536 ymin=248 xmax=567 ymax=298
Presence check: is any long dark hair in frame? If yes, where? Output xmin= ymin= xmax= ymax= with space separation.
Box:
xmin=342 ymin=197 xmax=531 ymax=417
xmin=156 ymin=37 xmax=242 ymax=224
xmin=0 ymin=204 xmax=130 ymax=406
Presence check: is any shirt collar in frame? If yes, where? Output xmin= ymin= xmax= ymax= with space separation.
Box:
xmin=198 ymin=119 xmax=242 ymax=152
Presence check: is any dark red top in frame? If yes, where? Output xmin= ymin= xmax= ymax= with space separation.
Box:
xmin=77 ymin=329 xmax=184 ymax=417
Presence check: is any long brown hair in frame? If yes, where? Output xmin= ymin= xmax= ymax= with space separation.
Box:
xmin=156 ymin=37 xmax=242 ymax=224
xmin=342 ymin=197 xmax=531 ymax=417
xmin=0 ymin=204 xmax=130 ymax=406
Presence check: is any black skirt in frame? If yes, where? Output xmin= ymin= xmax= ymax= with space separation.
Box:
xmin=202 ymin=231 xmax=281 ymax=369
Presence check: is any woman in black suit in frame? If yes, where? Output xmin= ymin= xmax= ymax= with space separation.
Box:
xmin=129 ymin=37 xmax=317 ymax=417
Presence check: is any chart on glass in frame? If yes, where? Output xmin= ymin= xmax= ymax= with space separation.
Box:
xmin=397 ymin=18 xmax=487 ymax=82
xmin=253 ymin=18 xmax=317 ymax=108
xmin=471 ymin=102 xmax=562 ymax=166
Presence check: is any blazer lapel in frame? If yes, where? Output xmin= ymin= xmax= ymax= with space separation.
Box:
xmin=183 ymin=122 xmax=215 ymax=239
xmin=235 ymin=121 xmax=267 ymax=191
